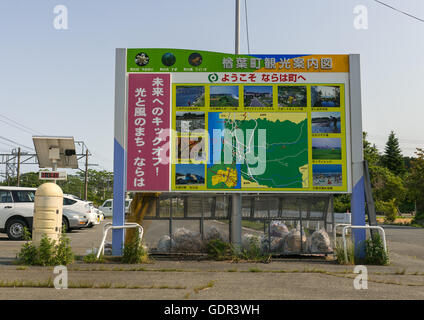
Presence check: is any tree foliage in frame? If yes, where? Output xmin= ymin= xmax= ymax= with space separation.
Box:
xmin=1 ymin=169 xmax=113 ymax=206
xmin=381 ymin=131 xmax=405 ymax=176
xmin=406 ymin=148 xmax=424 ymax=218
xmin=363 ymin=132 xmax=381 ymax=167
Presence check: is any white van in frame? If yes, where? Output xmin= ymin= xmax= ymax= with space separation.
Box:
xmin=99 ymin=199 xmax=132 ymax=217
xmin=0 ymin=186 xmax=89 ymax=240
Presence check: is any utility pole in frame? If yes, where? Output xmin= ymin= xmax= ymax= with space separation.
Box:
xmin=16 ymin=147 xmax=21 ymax=187
xmin=84 ymin=149 xmax=89 ymax=200
xmin=231 ymin=0 xmax=242 ymax=249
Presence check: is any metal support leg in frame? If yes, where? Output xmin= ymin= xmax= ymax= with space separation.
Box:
xmin=231 ymin=194 xmax=242 ymax=248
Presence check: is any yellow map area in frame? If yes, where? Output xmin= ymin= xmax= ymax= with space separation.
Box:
xmin=299 ymin=164 xmax=309 ymax=188
xmin=241 ymin=164 xmax=308 ymax=188
xmin=211 ymin=167 xmax=238 ymax=188
xmin=219 ymin=112 xmax=306 ymax=124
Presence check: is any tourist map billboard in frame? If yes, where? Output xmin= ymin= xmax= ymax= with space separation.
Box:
xmin=123 ymin=49 xmax=352 ymax=193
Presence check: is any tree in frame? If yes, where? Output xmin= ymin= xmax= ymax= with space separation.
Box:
xmin=363 ymin=132 xmax=380 ymax=166
xmin=406 ymin=148 xmax=424 ymax=221
xmin=381 ymin=131 xmax=405 ymax=175
xmin=369 ymin=165 xmax=406 ymax=205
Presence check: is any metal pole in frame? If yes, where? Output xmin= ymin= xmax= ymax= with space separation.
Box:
xmin=52 ymin=160 xmax=57 ymax=184
xmin=84 ymin=149 xmax=88 ymax=200
xmin=349 ymin=54 xmax=366 ymax=258
xmin=235 ymin=0 xmax=240 ymax=55
xmin=16 ymin=148 xmax=20 ymax=187
xmin=231 ymin=0 xmax=242 ymax=249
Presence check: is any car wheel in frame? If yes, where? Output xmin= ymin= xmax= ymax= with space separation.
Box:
xmin=6 ymin=218 xmax=27 ymax=240
xmin=62 ymin=217 xmax=70 ymax=233
xmin=87 ymin=222 xmax=94 ymax=228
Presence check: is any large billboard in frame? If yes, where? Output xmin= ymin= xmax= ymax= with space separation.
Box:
xmin=122 ymin=49 xmax=352 ymax=193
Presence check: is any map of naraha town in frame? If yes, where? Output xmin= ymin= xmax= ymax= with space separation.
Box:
xmin=207 ymin=112 xmax=309 ymax=190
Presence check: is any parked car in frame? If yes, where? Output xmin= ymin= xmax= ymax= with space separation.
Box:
xmin=99 ymin=199 xmax=132 ymax=217
xmin=63 ymin=194 xmax=99 ymax=228
xmin=0 ymin=187 xmax=89 ymax=240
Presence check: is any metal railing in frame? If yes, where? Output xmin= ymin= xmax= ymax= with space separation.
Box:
xmin=342 ymin=225 xmax=387 ymax=262
xmin=97 ymin=222 xmax=144 ymax=259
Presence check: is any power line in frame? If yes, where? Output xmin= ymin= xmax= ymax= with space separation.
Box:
xmin=0 ymin=118 xmax=35 ymax=135
xmin=0 ymin=136 xmax=33 ymax=151
xmin=373 ymin=0 xmax=424 ymax=23
xmin=0 ymin=113 xmax=44 ymax=135
xmin=244 ymin=0 xmax=251 ymax=54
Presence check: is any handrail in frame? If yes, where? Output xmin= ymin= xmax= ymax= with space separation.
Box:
xmin=342 ymin=225 xmax=387 ymax=262
xmin=333 ymin=223 xmax=352 ymax=244
xmin=97 ymin=223 xmax=144 ymax=259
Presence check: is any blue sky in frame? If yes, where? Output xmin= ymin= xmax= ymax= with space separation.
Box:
xmin=210 ymin=86 xmax=239 ymax=96
xmin=312 ymin=138 xmax=342 ymax=149
xmin=312 ymin=112 xmax=341 ymax=119
xmin=244 ymin=86 xmax=273 ymax=94
xmin=0 ymin=0 xmax=423 ymax=175
xmin=175 ymin=164 xmax=204 ymax=177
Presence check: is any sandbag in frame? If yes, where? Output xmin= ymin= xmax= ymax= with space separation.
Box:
xmin=269 ymin=221 xmax=289 ymax=238
xmin=157 ymin=234 xmax=175 ymax=253
xmin=309 ymin=229 xmax=333 ymax=253
xmin=283 ymin=229 xmax=307 ymax=253
xmin=173 ymin=228 xmax=204 ymax=252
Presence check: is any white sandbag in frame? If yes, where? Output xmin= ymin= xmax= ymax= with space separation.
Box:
xmin=173 ymin=228 xmax=204 ymax=252
xmin=283 ymin=229 xmax=307 ymax=253
xmin=269 ymin=221 xmax=289 ymax=238
xmin=309 ymin=229 xmax=333 ymax=253
xmin=205 ymin=226 xmax=224 ymax=241
xmin=157 ymin=235 xmax=175 ymax=253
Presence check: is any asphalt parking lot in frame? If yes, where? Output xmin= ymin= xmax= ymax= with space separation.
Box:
xmin=0 ymin=220 xmax=423 ymax=300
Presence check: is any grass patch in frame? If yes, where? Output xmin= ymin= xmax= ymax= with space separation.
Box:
xmin=194 ymin=280 xmax=215 ymax=294
xmin=122 ymin=229 xmax=150 ymax=264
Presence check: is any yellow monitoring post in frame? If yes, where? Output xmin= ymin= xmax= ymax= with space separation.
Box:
xmin=32 ymin=183 xmax=63 ymax=245
xmin=32 ymin=136 xmax=78 ymax=244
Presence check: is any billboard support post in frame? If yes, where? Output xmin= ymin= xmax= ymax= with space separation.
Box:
xmin=231 ymin=0 xmax=242 ymax=248
xmin=112 ymin=48 xmax=127 ymax=256
xmin=349 ymin=54 xmax=366 ymax=258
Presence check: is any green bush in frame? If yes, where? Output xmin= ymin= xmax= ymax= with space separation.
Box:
xmin=412 ymin=211 xmax=424 ymax=226
xmin=122 ymin=230 xmax=149 ymax=264
xmin=335 ymin=234 xmax=389 ymax=265
xmin=206 ymin=237 xmax=270 ymax=263
xmin=206 ymin=239 xmax=232 ymax=260
xmin=334 ymin=194 xmax=351 ymax=212
xmin=376 ymin=199 xmax=398 ymax=223
xmin=365 ymin=234 xmax=389 ymax=265
xmin=83 ymin=251 xmax=105 ymax=264
xmin=16 ymin=230 xmax=74 ymax=266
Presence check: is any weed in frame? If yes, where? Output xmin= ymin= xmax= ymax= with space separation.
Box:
xmin=194 ymin=280 xmax=215 ymax=294
xmin=15 ymin=266 xmax=27 ymax=271
xmin=365 ymin=234 xmax=389 ymax=265
xmin=206 ymin=237 xmax=270 ymax=263
xmin=83 ymin=252 xmax=105 ymax=264
xmin=122 ymin=229 xmax=149 ymax=264
xmin=16 ymin=231 xmax=74 ymax=266
xmin=334 ymin=238 xmax=355 ymax=265
xmin=206 ymin=239 xmax=232 ymax=260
